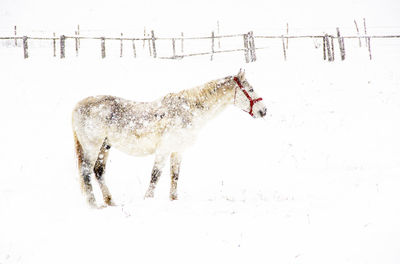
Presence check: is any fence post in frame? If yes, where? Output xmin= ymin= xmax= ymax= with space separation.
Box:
xmin=151 ymin=30 xmax=157 ymax=58
xmin=336 ymin=27 xmax=345 ymax=60
xmin=354 ymin=20 xmax=362 ymax=47
xmin=281 ymin=35 xmax=287 ymax=61
xmin=248 ymin=31 xmax=256 ymax=62
xmin=330 ymin=36 xmax=335 ymax=61
xmin=60 ymin=35 xmax=65 ymax=59
xmin=77 ymin=24 xmax=80 ymax=49
xmin=75 ymin=31 xmax=79 ymax=57
xmin=243 ymin=33 xmax=250 ymax=63
xmin=147 ymin=34 xmax=152 ymax=57
xmin=324 ymin=34 xmax=332 ymax=61
xmin=132 ymin=40 xmax=137 ymax=58
xmin=14 ymin=26 xmax=17 ymax=46
xmin=22 ymin=36 xmax=28 ymax=59
xmin=286 ymin=23 xmax=289 ymax=49
xmin=181 ymin=32 xmax=184 ymax=54
xmin=367 ymin=37 xmax=372 ymax=60
xmin=101 ymin=37 xmax=106 ymax=59
xmin=172 ymin=38 xmax=176 ymax=59
xmin=211 ymin=31 xmax=215 ymax=61
xmin=120 ymin=33 xmax=123 ymax=57
xmin=323 ymin=36 xmax=326 ymax=60
xmin=363 ymin=18 xmax=368 ymax=46
xmin=53 ymin=33 xmax=56 ymax=57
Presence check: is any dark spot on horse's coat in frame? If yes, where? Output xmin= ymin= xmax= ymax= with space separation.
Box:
xmin=151 ymin=169 xmax=161 ymax=183
xmin=105 ymin=144 xmax=111 ymax=150
xmin=83 ymin=174 xmax=91 ymax=184
xmin=172 ymin=173 xmax=179 ymax=181
xmin=94 ymin=165 xmax=104 ymax=179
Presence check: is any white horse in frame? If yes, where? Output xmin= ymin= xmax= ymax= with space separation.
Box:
xmin=72 ymin=70 xmax=267 ymax=207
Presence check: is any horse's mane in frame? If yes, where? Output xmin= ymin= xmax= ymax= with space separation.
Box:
xmin=162 ymin=76 xmax=234 ymax=109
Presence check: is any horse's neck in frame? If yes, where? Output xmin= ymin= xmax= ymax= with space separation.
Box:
xmin=188 ymin=78 xmax=235 ymax=118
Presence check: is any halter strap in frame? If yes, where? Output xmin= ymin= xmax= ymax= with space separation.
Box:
xmin=233 ymin=77 xmax=263 ymax=117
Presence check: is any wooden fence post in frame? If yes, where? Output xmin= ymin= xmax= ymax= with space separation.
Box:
xmin=363 ymin=18 xmax=368 ymax=46
xmin=77 ymin=24 xmax=80 ymax=49
xmin=286 ymin=23 xmax=289 ymax=49
xmin=53 ymin=33 xmax=56 ymax=57
xmin=60 ymin=35 xmax=65 ymax=59
xmin=281 ymin=35 xmax=287 ymax=61
xmin=243 ymin=33 xmax=250 ymax=63
xmin=367 ymin=37 xmax=372 ymax=60
xmin=172 ymin=38 xmax=176 ymax=58
xmin=324 ymin=34 xmax=332 ymax=61
xmin=132 ymin=40 xmax=137 ymax=58
xmin=323 ymin=36 xmax=326 ymax=60
xmin=330 ymin=36 xmax=335 ymax=61
xmin=249 ymin=31 xmax=256 ymax=62
xmin=101 ymin=37 xmax=106 ymax=59
xmin=23 ymin=36 xmax=28 ymax=59
xmin=151 ymin=30 xmax=157 ymax=58
xmin=120 ymin=33 xmax=123 ymax=57
xmin=336 ymin=27 xmax=345 ymax=60
xmin=75 ymin=31 xmax=79 ymax=57
xmin=181 ymin=32 xmax=184 ymax=54
xmin=354 ymin=20 xmax=362 ymax=47
xmin=211 ymin=31 xmax=215 ymax=61
xmin=14 ymin=26 xmax=17 ymax=46
xmin=147 ymin=34 xmax=152 ymax=57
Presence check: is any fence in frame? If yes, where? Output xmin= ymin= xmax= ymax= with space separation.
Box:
xmin=2 ymin=25 xmax=400 ymax=62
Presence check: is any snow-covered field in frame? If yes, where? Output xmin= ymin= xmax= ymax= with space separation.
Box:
xmin=1 ymin=41 xmax=400 ymax=264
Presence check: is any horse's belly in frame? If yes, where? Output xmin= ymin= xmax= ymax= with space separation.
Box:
xmin=108 ymin=132 xmax=160 ymax=156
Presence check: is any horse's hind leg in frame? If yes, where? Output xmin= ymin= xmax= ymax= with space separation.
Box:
xmin=94 ymin=138 xmax=115 ymax=206
xmin=74 ymin=132 xmax=96 ymax=207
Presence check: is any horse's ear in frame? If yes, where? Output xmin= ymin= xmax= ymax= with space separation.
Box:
xmin=237 ymin=68 xmax=246 ymax=80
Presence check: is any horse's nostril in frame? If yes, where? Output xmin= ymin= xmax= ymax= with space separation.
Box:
xmin=259 ymin=109 xmax=267 ymax=117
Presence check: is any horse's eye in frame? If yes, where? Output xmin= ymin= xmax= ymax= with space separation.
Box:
xmin=249 ymin=88 xmax=254 ymax=92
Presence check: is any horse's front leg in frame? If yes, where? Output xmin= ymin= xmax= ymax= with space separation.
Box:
xmin=144 ymin=154 xmax=167 ymax=199
xmin=170 ymin=152 xmax=182 ymax=200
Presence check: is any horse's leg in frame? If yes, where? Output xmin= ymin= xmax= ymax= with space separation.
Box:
xmin=170 ymin=152 xmax=182 ymax=201
xmin=74 ymin=133 xmax=96 ymax=207
xmin=144 ymin=154 xmax=167 ymax=199
xmin=93 ymin=138 xmax=115 ymax=206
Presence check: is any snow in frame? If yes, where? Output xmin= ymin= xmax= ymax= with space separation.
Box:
xmin=1 ymin=2 xmax=400 ymax=260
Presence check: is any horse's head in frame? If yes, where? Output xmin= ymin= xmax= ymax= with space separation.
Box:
xmin=233 ymin=69 xmax=267 ymax=118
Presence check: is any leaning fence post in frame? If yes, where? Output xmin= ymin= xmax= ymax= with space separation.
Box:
xmin=243 ymin=33 xmax=250 ymax=63
xmin=22 ymin=36 xmax=28 ymax=59
xmin=367 ymin=37 xmax=372 ymax=60
xmin=75 ymin=31 xmax=79 ymax=57
xmin=60 ymin=35 xmax=65 ymax=59
xmin=132 ymin=40 xmax=137 ymax=58
xmin=354 ymin=20 xmax=362 ymax=47
xmin=101 ymin=37 xmax=106 ymax=59
xmin=324 ymin=34 xmax=332 ymax=61
xmin=151 ymin=30 xmax=157 ymax=58
xmin=211 ymin=31 xmax=215 ymax=61
xmin=336 ymin=27 xmax=345 ymax=60
xmin=281 ymin=35 xmax=287 ymax=61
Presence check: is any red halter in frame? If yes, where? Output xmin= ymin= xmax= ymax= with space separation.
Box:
xmin=233 ymin=77 xmax=263 ymax=117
